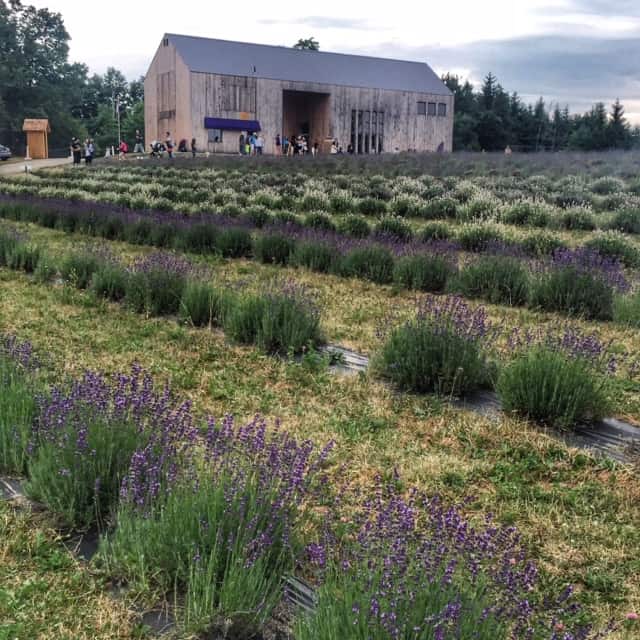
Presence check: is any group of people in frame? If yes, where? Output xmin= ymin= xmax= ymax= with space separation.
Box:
xmin=239 ymin=133 xmax=345 ymax=157
xmin=238 ymin=133 xmax=265 ymax=155
xmin=70 ymin=137 xmax=96 ymax=165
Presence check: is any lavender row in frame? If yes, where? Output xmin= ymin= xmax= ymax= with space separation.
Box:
xmin=0 ymin=334 xmax=613 ymax=638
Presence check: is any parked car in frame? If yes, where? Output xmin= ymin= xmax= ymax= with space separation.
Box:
xmin=0 ymin=144 xmax=11 ymax=161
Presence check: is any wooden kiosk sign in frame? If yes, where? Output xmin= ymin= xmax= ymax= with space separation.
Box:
xmin=22 ymin=119 xmax=51 ymax=159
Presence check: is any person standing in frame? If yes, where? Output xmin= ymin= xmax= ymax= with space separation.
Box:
xmin=238 ymin=133 xmax=245 ymax=155
xmin=191 ymin=138 xmax=197 ymax=158
xmin=248 ymin=132 xmax=256 ymax=155
xmin=134 ymin=130 xmax=144 ymax=154
xmin=84 ymin=138 xmax=92 ymax=165
xmin=275 ymin=134 xmax=281 ymax=155
xmin=118 ymin=139 xmax=128 ymax=160
xmin=71 ymin=137 xmax=82 ymax=165
xmin=165 ymin=132 xmax=174 ymax=159
xmin=282 ymin=135 xmax=289 ymax=156
xmin=255 ymin=133 xmax=264 ymax=155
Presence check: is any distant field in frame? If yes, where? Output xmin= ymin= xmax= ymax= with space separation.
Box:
xmin=0 ymin=152 xmax=638 ymax=640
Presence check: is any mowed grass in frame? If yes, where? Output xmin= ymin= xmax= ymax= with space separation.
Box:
xmin=1 ymin=262 xmax=640 ymax=635
xmin=0 ymin=501 xmax=140 ymax=639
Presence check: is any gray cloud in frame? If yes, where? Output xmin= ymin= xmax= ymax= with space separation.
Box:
xmin=357 ymin=32 xmax=640 ymax=120
xmin=260 ymin=16 xmax=374 ymax=30
xmin=566 ymin=1 xmax=640 ymax=16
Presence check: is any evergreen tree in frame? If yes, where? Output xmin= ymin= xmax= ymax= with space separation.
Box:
xmin=608 ymin=99 xmax=631 ymax=149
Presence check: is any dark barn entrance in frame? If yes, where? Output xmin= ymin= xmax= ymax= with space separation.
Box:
xmin=282 ymin=90 xmax=330 ymax=151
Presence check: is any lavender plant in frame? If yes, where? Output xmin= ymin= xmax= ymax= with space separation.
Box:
xmin=26 ymin=365 xmax=197 ymax=529
xmin=0 ymin=335 xmax=38 ymax=474
xmin=297 ymin=478 xmax=594 ymax=640
xmin=125 ymin=252 xmax=192 ymax=316
xmin=375 ymin=296 xmax=494 ymax=396
xmin=106 ymin=415 xmax=333 ymax=635
xmin=225 ymin=280 xmax=322 ymax=355
xmin=497 ymin=327 xmax=613 ymax=428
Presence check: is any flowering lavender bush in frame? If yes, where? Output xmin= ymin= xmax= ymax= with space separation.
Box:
xmin=106 ymin=415 xmax=333 ymax=635
xmin=26 ymin=365 xmax=196 ymax=528
xmin=125 ymin=252 xmax=192 ymax=316
xmin=375 ymin=296 xmax=494 ymax=396
xmin=529 ymin=248 xmax=627 ymax=320
xmin=0 ymin=335 xmax=38 ymax=474
xmin=497 ymin=327 xmax=613 ymax=428
xmin=450 ymin=255 xmax=530 ymax=306
xmin=225 ymin=280 xmax=322 ymax=355
xmin=297 ymin=478 xmax=594 ymax=640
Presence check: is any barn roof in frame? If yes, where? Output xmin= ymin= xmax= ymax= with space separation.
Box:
xmin=22 ymin=118 xmax=50 ymax=132
xmin=165 ymin=34 xmax=451 ymax=96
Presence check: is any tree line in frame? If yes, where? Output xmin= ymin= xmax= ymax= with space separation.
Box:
xmin=443 ymin=72 xmax=640 ymax=152
xmin=1 ymin=2 xmax=638 ymax=156
xmin=0 ymin=0 xmax=143 ymax=155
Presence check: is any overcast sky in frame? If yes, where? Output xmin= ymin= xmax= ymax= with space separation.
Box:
xmin=31 ymin=0 xmax=640 ymax=123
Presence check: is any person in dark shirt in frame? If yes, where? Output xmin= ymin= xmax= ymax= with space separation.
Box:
xmin=71 ymin=137 xmax=82 ymax=165
xmin=191 ymin=138 xmax=197 ymax=158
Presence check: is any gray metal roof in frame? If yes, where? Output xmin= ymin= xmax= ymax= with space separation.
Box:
xmin=166 ymin=34 xmax=451 ymax=96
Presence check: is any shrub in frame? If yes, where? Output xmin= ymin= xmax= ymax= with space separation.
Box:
xmin=420 ymin=196 xmax=458 ymax=219
xmin=0 ymin=229 xmax=20 ymax=266
xmin=457 ymin=224 xmax=506 ymax=252
xmin=215 ymin=227 xmax=253 ymax=258
xmin=613 ymin=291 xmax=640 ymax=327
xmin=607 ymin=207 xmax=640 ymax=234
xmin=273 ymin=210 xmax=299 ymax=226
xmin=296 ymin=478 xmax=588 ymax=640
xmin=357 ymin=197 xmax=387 ymax=216
xmin=501 ymin=201 xmax=550 ymax=228
xmin=242 ymin=206 xmax=272 ymax=228
xmin=0 ymin=336 xmax=37 ymax=474
xmin=26 ymin=366 xmax=193 ymax=529
xmin=304 ymin=212 xmax=337 ymax=233
xmin=5 ymin=240 xmax=40 ymax=273
xmin=374 ymin=216 xmax=414 ymax=242
xmin=457 ymin=198 xmax=496 ymax=222
xmin=225 ymin=282 xmax=322 ymax=354
xmin=340 ymin=246 xmax=394 ymax=284
xmin=374 ymin=296 xmax=492 ymax=395
xmin=591 ymin=176 xmax=625 ymax=195
xmin=179 ymin=281 xmax=230 ymax=327
xmin=60 ymin=252 xmax=105 ymax=289
xmin=450 ymin=256 xmax=529 ymax=306
xmin=125 ymin=253 xmax=190 ymax=316
xmin=96 ymin=215 xmax=125 ymax=240
xmin=253 ymin=234 xmax=295 ymax=265
xmin=529 ymin=267 xmax=613 ymax=320
xmin=419 ymin=221 xmax=452 ymax=242
xmin=177 ymin=223 xmax=219 ymax=254
xmin=329 ymin=192 xmax=354 ymax=214
xmin=498 ymin=345 xmax=610 ymax=428
xmin=392 ymin=254 xmax=453 ymax=292
xmin=107 ymin=417 xmax=328 ymax=635
xmin=90 ymin=263 xmax=128 ymax=302
xmin=519 ymin=231 xmax=567 ymax=257
xmin=337 ymin=215 xmax=371 ymax=238
xmin=560 ymin=208 xmax=596 ymax=231
xmin=124 ymin=218 xmax=155 ymax=245
xmin=584 ymin=232 xmax=639 ymax=268
xmin=293 ymin=241 xmax=339 ymax=273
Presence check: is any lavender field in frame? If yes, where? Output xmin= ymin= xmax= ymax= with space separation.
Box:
xmin=0 ymin=152 xmax=639 ymax=639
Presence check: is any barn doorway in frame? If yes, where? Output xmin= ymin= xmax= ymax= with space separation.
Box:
xmin=282 ymin=90 xmax=330 ymax=153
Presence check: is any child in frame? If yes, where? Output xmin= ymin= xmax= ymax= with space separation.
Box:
xmin=118 ymin=139 xmax=128 ymax=160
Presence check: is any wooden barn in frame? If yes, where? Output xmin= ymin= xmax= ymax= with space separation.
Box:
xmin=144 ymin=34 xmax=454 ymax=155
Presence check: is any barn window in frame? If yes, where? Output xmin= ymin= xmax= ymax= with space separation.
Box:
xmin=437 ymin=103 xmax=447 ymax=117
xmin=208 ymin=129 xmax=223 ymax=143
xmin=377 ymin=111 xmax=384 ymax=153
xmin=417 ymin=101 xmax=426 ymax=115
xmin=427 ymin=102 xmax=436 ymax=116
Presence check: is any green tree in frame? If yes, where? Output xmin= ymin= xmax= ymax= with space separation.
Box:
xmin=293 ymin=37 xmax=319 ymax=50
xmin=608 ymin=99 xmax=631 ymax=149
